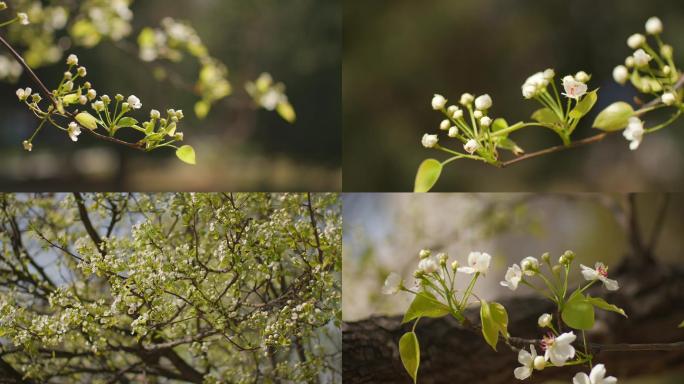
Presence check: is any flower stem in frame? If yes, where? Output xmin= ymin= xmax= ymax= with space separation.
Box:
xmin=459 ymin=272 xmax=479 ymax=310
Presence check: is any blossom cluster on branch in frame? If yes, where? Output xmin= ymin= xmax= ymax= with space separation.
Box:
xmin=383 ymin=249 xmax=627 ymax=383
xmin=415 ymin=16 xmax=683 ymax=192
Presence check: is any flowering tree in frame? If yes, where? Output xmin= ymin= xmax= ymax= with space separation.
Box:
xmin=415 ymin=16 xmax=682 ymax=192
xmin=0 ymin=193 xmax=341 ymax=383
xmin=0 ymin=1 xmax=295 ymax=164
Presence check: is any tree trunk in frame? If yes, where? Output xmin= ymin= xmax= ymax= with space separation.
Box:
xmin=342 ymin=264 xmax=684 ymax=383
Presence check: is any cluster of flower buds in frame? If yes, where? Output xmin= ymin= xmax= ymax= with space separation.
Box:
xmin=246 ymin=73 xmax=296 ymax=123
xmin=15 ymin=53 xmax=194 ymax=163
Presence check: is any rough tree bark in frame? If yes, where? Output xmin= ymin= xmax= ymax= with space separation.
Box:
xmin=343 ymin=257 xmax=684 ymax=384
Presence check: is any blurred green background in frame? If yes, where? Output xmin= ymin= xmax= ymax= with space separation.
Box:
xmin=344 ymin=0 xmax=684 ymax=191
xmin=342 ymin=192 xmax=684 ymax=382
xmin=0 ymin=0 xmax=341 ymax=191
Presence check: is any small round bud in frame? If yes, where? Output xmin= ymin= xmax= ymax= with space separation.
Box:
xmin=480 ymin=116 xmax=492 ymax=127
xmin=552 ymin=265 xmax=562 ymax=275
xmin=64 ymin=71 xmax=73 ymax=80
xmin=537 ymin=313 xmax=552 ymax=328
xmin=627 ymin=33 xmax=645 ymax=49
xmin=115 ymin=94 xmax=124 ymax=102
xmin=150 ymin=109 xmax=161 ymax=119
xmin=431 ymin=94 xmax=447 ymax=110
xmin=419 ymin=249 xmax=431 ymax=259
xmin=625 ymin=56 xmax=635 ymax=68
xmin=66 ymin=54 xmax=79 ymax=66
xmin=660 ymin=44 xmax=673 ymax=59
xmin=447 ymin=105 xmax=458 ymax=115
xmin=77 ymin=66 xmax=87 ymax=76
xmin=437 ymin=252 xmax=448 ymax=266
xmin=473 ymin=110 xmax=483 ymax=119
xmin=451 ymin=260 xmax=459 ymax=271
xmin=101 ymin=95 xmax=111 ymax=103
xmin=474 ymin=94 xmax=493 ymax=110
xmin=533 ymin=356 xmax=546 ymax=371
xmin=662 ymin=92 xmax=677 ymax=106
xmin=645 ymin=16 xmax=663 ymax=35
xmin=459 ymin=93 xmax=474 ymax=106
xmin=440 ymin=119 xmax=451 ymax=130
xmin=574 ymin=71 xmax=590 ymax=83
xmin=541 ymin=252 xmax=550 ymax=263
xmin=448 ymin=126 xmax=459 ymax=138
xmin=543 ymin=68 xmax=555 ymax=79
xmin=612 ymin=65 xmax=629 ymax=85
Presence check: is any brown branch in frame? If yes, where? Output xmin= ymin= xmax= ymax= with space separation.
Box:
xmin=500 ymin=132 xmax=610 ymax=167
xmin=306 ymin=193 xmax=324 ymax=264
xmin=73 ymin=192 xmax=105 ymax=255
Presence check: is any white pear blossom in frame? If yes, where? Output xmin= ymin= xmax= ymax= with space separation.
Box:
xmin=661 ymin=92 xmax=676 ymax=106
xmin=480 ymin=116 xmax=492 ymax=127
xmin=627 ymin=33 xmax=645 ymax=49
xmin=458 ymin=251 xmax=491 ymax=275
xmin=645 ymin=16 xmax=663 ymax=35
xmin=17 ymin=12 xmax=29 ymax=25
xmin=622 ymin=117 xmax=644 ymax=151
xmin=459 ymin=93 xmax=474 ymax=106
xmin=500 ymin=264 xmax=522 ymax=291
xmin=418 ymin=257 xmax=439 ymax=274
xmin=580 ymin=262 xmax=619 ymax=291
xmin=520 ymin=256 xmax=539 ymax=275
xmin=127 ymin=95 xmax=142 ymax=109
xmin=513 ymin=344 xmax=537 ymax=380
xmin=572 ymin=364 xmax=618 ymax=384
xmin=382 ymin=272 xmax=403 ymax=295
xmin=440 ymin=119 xmax=451 ymax=130
xmin=421 ymin=134 xmax=439 ymax=148
xmin=633 ymin=49 xmax=652 ymax=67
xmin=562 ymin=76 xmax=588 ymax=99
xmin=67 ymin=122 xmax=81 ymax=142
xmin=474 ymin=94 xmax=492 ymax=110
xmin=542 ymin=331 xmax=576 ymax=366
xmin=432 ymin=94 xmax=447 ymax=110
xmin=448 ymin=126 xmax=459 ymax=138
xmin=463 ymin=139 xmax=479 ymax=154
xmin=537 ymin=313 xmax=552 ymax=328
xmin=612 ymin=65 xmax=629 ymax=85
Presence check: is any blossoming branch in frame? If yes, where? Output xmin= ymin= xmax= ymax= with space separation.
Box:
xmin=415 ymin=16 xmax=684 ymax=192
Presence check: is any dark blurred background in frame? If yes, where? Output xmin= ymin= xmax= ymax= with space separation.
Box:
xmin=0 ymin=0 xmax=341 ymax=191
xmin=344 ymin=0 xmax=684 ymax=191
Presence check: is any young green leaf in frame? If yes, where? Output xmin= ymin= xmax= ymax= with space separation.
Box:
xmin=593 ymin=102 xmax=634 ymax=131
xmin=495 ymin=137 xmax=524 ymax=156
xmin=277 ymin=101 xmax=296 ymax=123
xmin=402 ymin=291 xmax=451 ymax=324
xmin=531 ymin=108 xmax=561 ymax=125
xmin=480 ymin=300 xmax=509 ymax=351
xmin=175 ymin=145 xmax=196 ymax=165
xmin=414 ymin=159 xmax=442 ymax=193
xmin=117 ymin=117 xmax=139 ymax=128
xmin=399 ymin=332 xmax=420 ymax=383
xmin=561 ymin=293 xmax=595 ymax=330
xmin=569 ymin=89 xmax=598 ymax=119
xmin=585 ymin=296 xmax=627 ymax=317
xmin=491 ymin=118 xmax=509 ymax=132
xmin=75 ymin=112 xmax=99 ymax=130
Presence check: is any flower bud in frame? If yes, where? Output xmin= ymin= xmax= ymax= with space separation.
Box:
xmin=480 ymin=116 xmax=492 ymax=127
xmin=174 ymin=132 xmax=184 ymax=141
xmin=627 ymin=33 xmax=645 ymax=49
xmin=448 ymin=126 xmax=459 ymax=138
xmin=64 ymin=71 xmax=73 ymax=80
xmin=474 ymin=94 xmax=492 ymax=110
xmin=432 ymin=94 xmax=447 ymax=110
xmin=452 ymin=109 xmax=463 ymax=119
xmin=473 ymin=110 xmax=483 ymax=119
xmin=419 ymin=249 xmax=431 ymax=259
xmin=574 ymin=71 xmax=590 ymax=83
xmin=543 ymin=68 xmax=555 ymax=79
xmin=464 ymin=139 xmax=479 ymax=154
xmin=451 ymin=260 xmax=459 ymax=271
xmin=660 ymin=44 xmax=673 ymax=59
xmin=625 ymin=56 xmax=635 ymax=68
xmin=447 ymin=105 xmax=458 ymax=115
xmin=533 ymin=356 xmax=546 ymax=371
xmin=150 ymin=109 xmax=161 ymax=119
xmin=520 ymin=256 xmax=539 ymax=275
xmin=663 ymin=65 xmax=671 ymax=75
xmin=440 ymin=119 xmax=451 ymax=130
xmin=459 ymin=93 xmax=474 ymax=106
xmin=662 ymin=92 xmax=677 ymax=106
xmin=17 ymin=12 xmax=29 ymax=25
xmin=437 ymin=252 xmax=448 ymax=266
xmin=552 ymin=265 xmax=562 ymax=275
xmin=541 ymin=252 xmax=550 ymax=263
xmin=612 ymin=65 xmax=629 ymax=85
xmin=87 ymin=89 xmax=97 ymax=100
xmin=645 ymin=16 xmax=663 ymax=35
xmin=115 ymin=94 xmax=124 ymax=102
xmin=633 ymin=49 xmax=652 ymax=67
xmin=0 ymin=3 xmax=7 ymax=11
xmin=101 ymin=95 xmax=111 ymax=103
xmin=538 ymin=313 xmax=552 ymax=328
xmin=421 ymin=134 xmax=438 ymax=148
xmin=22 ymin=140 xmax=32 ymax=152
xmin=75 ymin=112 xmax=99 ymax=130
xmin=66 ymin=54 xmax=78 ymax=66
xmin=77 ymin=66 xmax=87 ymax=76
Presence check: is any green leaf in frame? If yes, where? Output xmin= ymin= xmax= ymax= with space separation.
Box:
xmin=402 ymin=291 xmax=451 ymax=324
xmin=569 ymin=89 xmax=598 ymax=119
xmin=592 ymin=102 xmax=634 ymax=131
xmin=75 ymin=112 xmax=99 ymax=130
xmin=491 ymin=118 xmax=508 ymax=132
xmin=399 ymin=332 xmax=420 ymax=383
xmin=414 ymin=159 xmax=442 ymax=193
xmin=62 ymin=93 xmax=79 ymax=105
xmin=531 ymin=108 xmax=561 ymax=125
xmin=277 ymin=101 xmax=296 ymax=123
xmin=631 ymin=70 xmax=663 ymax=93
xmin=561 ymin=293 xmax=595 ymax=330
xmin=585 ymin=296 xmax=627 ymax=317
xmin=480 ymin=300 xmax=509 ymax=351
xmin=175 ymin=145 xmax=196 ymax=165
xmin=495 ymin=137 xmax=524 ymax=156
xmin=117 ymin=117 xmax=138 ymax=128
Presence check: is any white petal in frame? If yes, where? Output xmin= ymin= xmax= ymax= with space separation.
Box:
xmin=580 ymin=264 xmax=599 ymax=281
xmin=457 ymin=266 xmax=476 ymax=274
xmin=601 ymin=277 xmax=619 ymax=291
xmin=603 ymin=376 xmax=618 ymax=384
xmin=514 ymin=366 xmax=532 ymax=380
xmin=556 ymin=332 xmax=577 ymax=344
xmin=572 ymin=372 xmax=591 ymax=384
xmin=590 ymin=364 xmax=607 ymax=382
xmin=518 ymin=349 xmax=533 ymax=365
